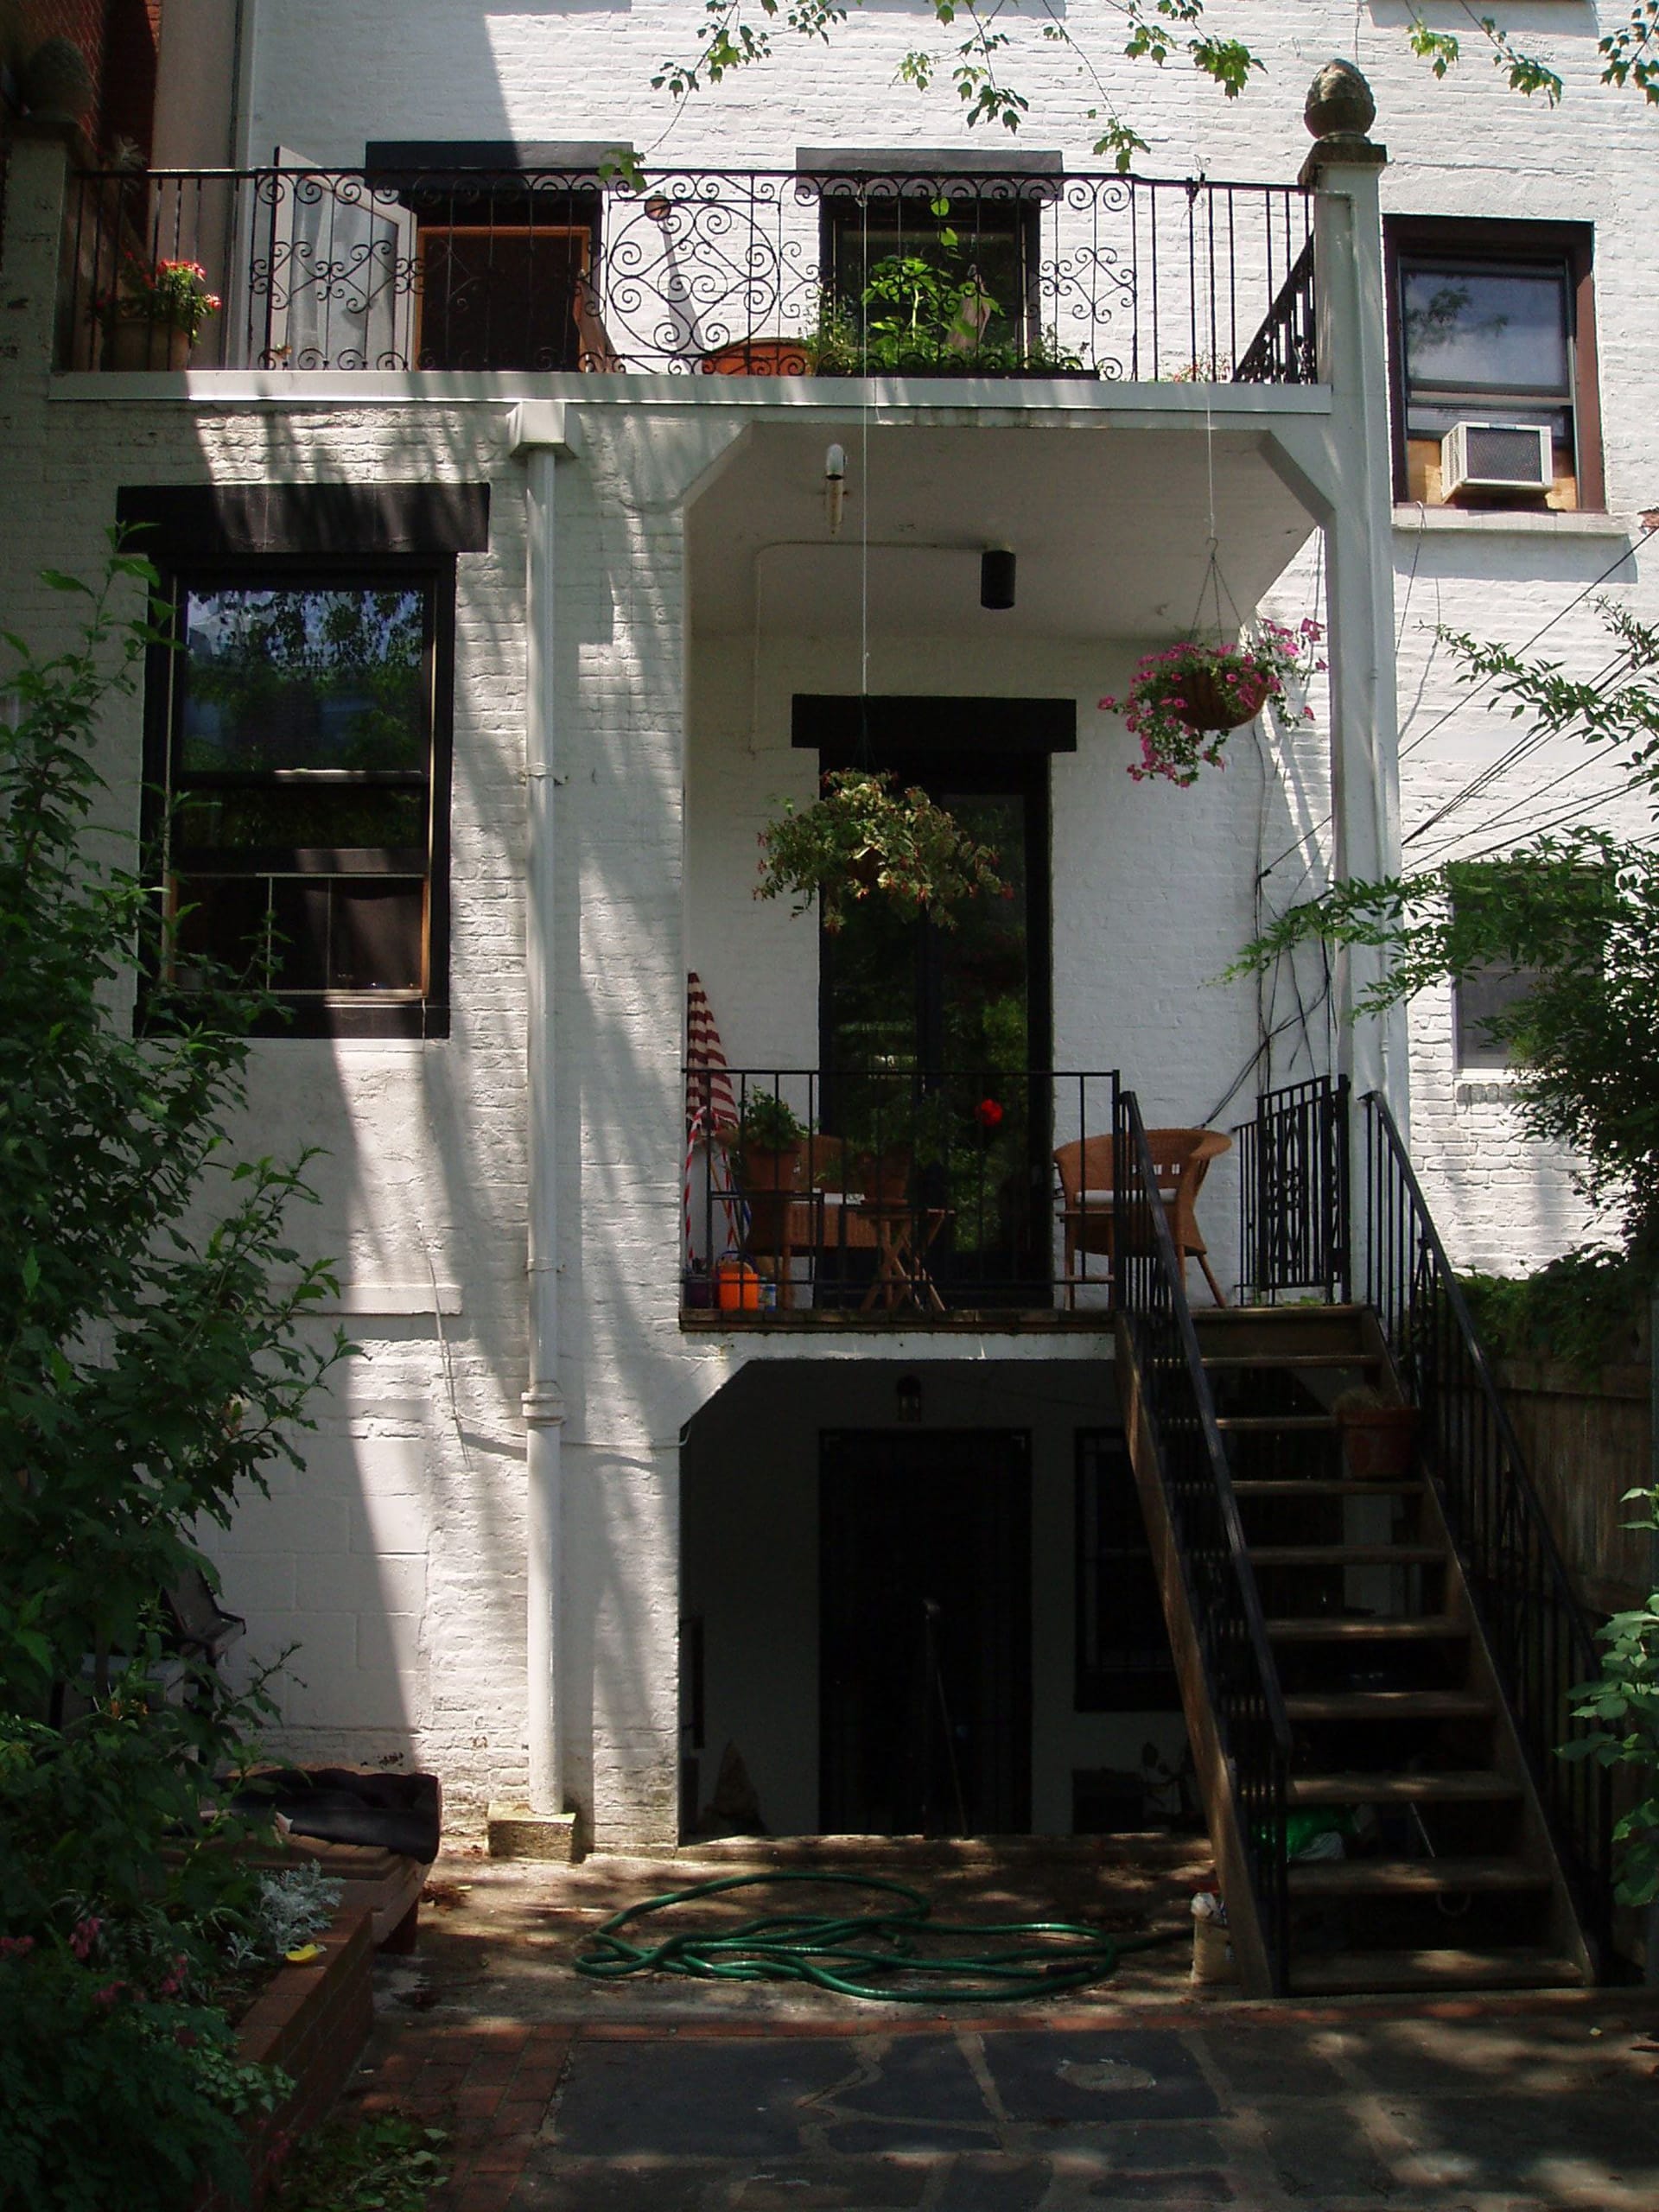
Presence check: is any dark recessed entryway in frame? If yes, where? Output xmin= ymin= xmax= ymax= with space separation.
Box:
xmin=819 ymin=1428 xmax=1032 ymax=1834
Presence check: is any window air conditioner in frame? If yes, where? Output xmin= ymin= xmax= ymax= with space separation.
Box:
xmin=1440 ymin=421 xmax=1553 ymax=499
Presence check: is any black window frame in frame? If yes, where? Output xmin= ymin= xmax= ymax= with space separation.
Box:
xmin=804 ymin=162 xmax=1058 ymax=358
xmin=1385 ymin=216 xmax=1603 ymax=512
xmin=138 ymin=553 xmax=454 ymax=1040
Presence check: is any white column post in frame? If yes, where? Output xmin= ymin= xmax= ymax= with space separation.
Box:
xmin=512 ymin=403 xmax=582 ymax=1815
xmin=1304 ymin=104 xmax=1407 ymax=1129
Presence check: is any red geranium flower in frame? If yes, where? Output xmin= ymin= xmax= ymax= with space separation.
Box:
xmin=975 ymin=1098 xmax=1004 ymax=1131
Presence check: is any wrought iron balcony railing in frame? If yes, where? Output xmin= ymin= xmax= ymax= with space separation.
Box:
xmin=64 ymin=163 xmax=1317 ymax=383
xmin=683 ymin=1067 xmax=1121 ymax=1320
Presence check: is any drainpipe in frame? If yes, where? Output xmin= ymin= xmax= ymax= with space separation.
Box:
xmin=1301 ymin=71 xmax=1406 ymax=1135
xmin=512 ymin=402 xmax=582 ymax=1815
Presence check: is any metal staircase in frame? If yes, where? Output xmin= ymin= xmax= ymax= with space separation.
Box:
xmin=1111 ymin=1079 xmax=1614 ymax=1998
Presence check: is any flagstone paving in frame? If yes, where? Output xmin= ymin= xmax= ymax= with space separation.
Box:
xmin=343 ymin=1853 xmax=1659 ymax=2212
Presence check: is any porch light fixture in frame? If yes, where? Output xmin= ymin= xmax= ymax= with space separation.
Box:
xmin=895 ymin=1373 xmax=923 ymax=1425
xmin=981 ymin=547 xmax=1015 ymax=611
xmin=824 ymin=443 xmax=847 ymax=537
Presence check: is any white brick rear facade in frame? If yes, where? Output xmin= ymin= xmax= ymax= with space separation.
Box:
xmin=3 ymin=2 xmax=1653 ymax=1845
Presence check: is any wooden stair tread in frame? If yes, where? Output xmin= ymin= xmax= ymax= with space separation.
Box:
xmin=1288 ymin=1855 xmax=1547 ymax=1897
xmin=1267 ymin=1615 xmax=1463 ymax=1641
xmin=1234 ymin=1478 xmax=1425 ymax=1497
xmin=1215 ymin=1414 xmax=1338 ymax=1433
xmin=1288 ymin=1948 xmax=1584 ymax=1996
xmin=1249 ymin=1544 xmax=1443 ymax=1567
xmin=1289 ymin=1770 xmax=1519 ymax=1805
xmin=1201 ymin=1351 xmax=1384 ymax=1370
xmin=1283 ymin=1689 xmax=1492 ymax=1720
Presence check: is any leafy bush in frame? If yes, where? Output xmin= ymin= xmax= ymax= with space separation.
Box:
xmin=1458 ymin=1248 xmax=1651 ymax=1375
xmin=0 ymin=543 xmax=348 ymax=2204
xmin=266 ymin=2111 xmax=451 ymax=2212
xmin=0 ymin=1940 xmax=285 ymax=2212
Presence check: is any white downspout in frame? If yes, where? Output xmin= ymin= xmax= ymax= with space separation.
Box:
xmin=512 ymin=402 xmax=582 ymax=1815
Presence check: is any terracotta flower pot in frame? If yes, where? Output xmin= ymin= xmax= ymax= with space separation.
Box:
xmin=1337 ymin=1404 xmax=1419 ymax=1482
xmin=107 ymin=320 xmax=193 ymax=372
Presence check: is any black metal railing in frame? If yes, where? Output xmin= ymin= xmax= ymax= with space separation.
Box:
xmin=1114 ymin=1084 xmax=1291 ymax=1989
xmin=1362 ymin=1092 xmax=1615 ymax=1967
xmin=63 ymin=164 xmax=1316 ymax=382
xmin=1234 ymin=237 xmax=1317 ymax=385
xmin=1234 ymin=1074 xmax=1350 ymax=1304
xmin=682 ymin=1067 xmax=1117 ymax=1316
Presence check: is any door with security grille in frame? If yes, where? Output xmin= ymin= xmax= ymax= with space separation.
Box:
xmin=819 ymin=1429 xmax=1031 ymax=1834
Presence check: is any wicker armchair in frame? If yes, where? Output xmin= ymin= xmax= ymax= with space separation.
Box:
xmin=1054 ymin=1126 xmax=1231 ymax=1307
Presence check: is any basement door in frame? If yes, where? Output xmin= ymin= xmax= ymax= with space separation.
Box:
xmin=819 ymin=1429 xmax=1031 ymax=1835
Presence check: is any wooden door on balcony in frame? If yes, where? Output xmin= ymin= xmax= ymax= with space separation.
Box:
xmin=819 ymin=1429 xmax=1031 ymax=1835
xmin=815 ymin=742 xmax=1053 ymax=1305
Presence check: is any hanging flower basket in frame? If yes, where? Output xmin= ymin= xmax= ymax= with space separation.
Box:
xmin=754 ymin=769 xmax=1010 ymax=932
xmin=1101 ymin=620 xmax=1326 ymax=786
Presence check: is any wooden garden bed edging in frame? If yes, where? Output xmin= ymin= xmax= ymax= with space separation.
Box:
xmin=194 ymin=1899 xmax=376 ymax=2211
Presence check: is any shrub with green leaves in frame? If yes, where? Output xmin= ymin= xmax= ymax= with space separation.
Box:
xmin=0 ymin=542 xmax=349 ymax=2205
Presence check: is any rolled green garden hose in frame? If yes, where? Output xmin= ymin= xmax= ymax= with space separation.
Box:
xmin=573 ymin=1868 xmax=1183 ymax=2003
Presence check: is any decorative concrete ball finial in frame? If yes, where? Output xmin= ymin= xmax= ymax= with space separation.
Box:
xmin=1304 ymin=59 xmax=1376 ymax=140
xmin=22 ymin=35 xmax=94 ymax=124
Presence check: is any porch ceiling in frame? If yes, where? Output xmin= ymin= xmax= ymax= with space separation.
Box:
xmin=688 ymin=422 xmax=1318 ymax=642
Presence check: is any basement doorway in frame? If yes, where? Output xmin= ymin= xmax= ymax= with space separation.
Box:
xmin=819 ymin=1429 xmax=1032 ymax=1834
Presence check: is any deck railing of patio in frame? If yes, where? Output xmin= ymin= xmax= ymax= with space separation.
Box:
xmin=682 ymin=1067 xmax=1117 ymax=1319
xmin=63 ymin=164 xmax=1315 ymax=381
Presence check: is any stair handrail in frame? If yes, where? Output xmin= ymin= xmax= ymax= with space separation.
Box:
xmin=1361 ymin=1090 xmax=1615 ymax=1964
xmin=1114 ymin=1085 xmax=1293 ymax=1989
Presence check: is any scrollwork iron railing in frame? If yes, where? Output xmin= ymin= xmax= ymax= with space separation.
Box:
xmin=1234 ymin=1073 xmax=1350 ymax=1304
xmin=65 ymin=163 xmax=1315 ymax=380
xmin=1114 ymin=1083 xmax=1292 ymax=1991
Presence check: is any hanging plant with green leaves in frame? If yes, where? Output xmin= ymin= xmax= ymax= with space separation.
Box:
xmin=754 ymin=769 xmax=1010 ymax=932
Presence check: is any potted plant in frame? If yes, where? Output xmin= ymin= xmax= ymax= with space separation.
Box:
xmin=734 ymin=1092 xmax=808 ymax=1193
xmin=755 ymin=769 xmax=1009 ymax=932
xmin=1332 ymin=1384 xmax=1420 ymax=1481
xmin=807 ymin=266 xmax=1089 ymax=378
xmin=1100 ymin=619 xmax=1325 ymax=785
xmin=96 ymin=253 xmax=222 ymax=371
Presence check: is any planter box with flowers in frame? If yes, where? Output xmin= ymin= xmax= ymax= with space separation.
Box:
xmin=194 ymin=1893 xmax=377 ymax=2212
xmin=96 ymin=252 xmax=222 ymax=370
xmin=1101 ymin=620 xmax=1325 ymax=785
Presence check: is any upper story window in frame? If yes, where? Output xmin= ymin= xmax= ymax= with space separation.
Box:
xmin=142 ymin=561 xmax=454 ymax=1039
xmin=1386 ymin=218 xmax=1601 ymax=512
xmin=803 ymin=151 xmax=1060 ymax=372
xmin=361 ymin=145 xmax=611 ymax=372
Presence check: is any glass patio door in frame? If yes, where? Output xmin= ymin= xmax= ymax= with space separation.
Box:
xmin=818 ymin=748 xmax=1052 ymax=1301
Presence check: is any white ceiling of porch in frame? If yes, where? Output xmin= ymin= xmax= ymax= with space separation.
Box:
xmin=686 ymin=421 xmax=1319 ymax=642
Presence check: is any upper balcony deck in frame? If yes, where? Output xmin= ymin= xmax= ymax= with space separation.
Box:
xmin=61 ymin=162 xmax=1315 ymax=385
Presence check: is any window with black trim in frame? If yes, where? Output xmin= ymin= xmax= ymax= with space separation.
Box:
xmin=1075 ymin=1430 xmax=1179 ymax=1713
xmin=1386 ymin=218 xmax=1601 ymax=511
xmin=1454 ymin=959 xmax=1539 ymax=1071
xmin=806 ymin=160 xmax=1059 ymax=371
xmin=143 ymin=562 xmax=452 ymax=1038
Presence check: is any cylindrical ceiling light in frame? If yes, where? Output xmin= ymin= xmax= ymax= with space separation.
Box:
xmin=981 ymin=546 xmax=1016 ymax=611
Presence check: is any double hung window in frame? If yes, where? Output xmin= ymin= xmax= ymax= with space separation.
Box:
xmin=144 ymin=563 xmax=452 ymax=1037
xmin=1387 ymin=218 xmax=1600 ymax=509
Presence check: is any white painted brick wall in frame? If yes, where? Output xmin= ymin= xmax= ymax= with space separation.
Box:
xmin=4 ymin=3 xmax=1657 ymax=1843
